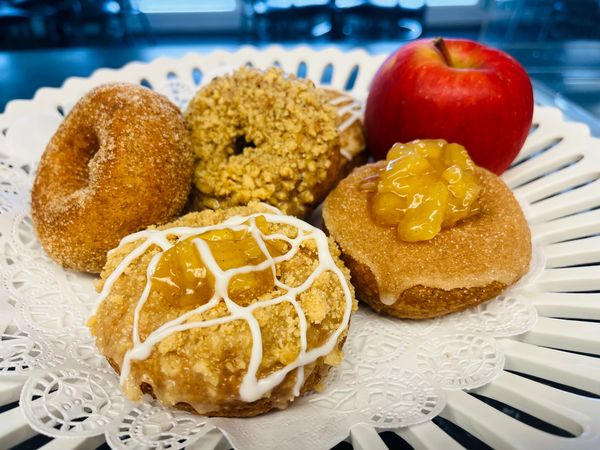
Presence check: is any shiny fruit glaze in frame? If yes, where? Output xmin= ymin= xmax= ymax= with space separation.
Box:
xmin=361 ymin=139 xmax=481 ymax=242
xmin=151 ymin=216 xmax=288 ymax=307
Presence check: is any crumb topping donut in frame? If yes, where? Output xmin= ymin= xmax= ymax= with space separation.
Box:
xmin=185 ymin=67 xmax=342 ymax=217
xmin=323 ymin=164 xmax=531 ymax=319
xmin=31 ymin=83 xmax=193 ymax=273
xmin=322 ymin=89 xmax=367 ymax=172
xmin=88 ymin=202 xmax=356 ymax=417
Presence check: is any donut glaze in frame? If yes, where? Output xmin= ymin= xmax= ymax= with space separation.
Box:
xmin=88 ymin=203 xmax=356 ymax=417
xmin=321 ymin=88 xmax=367 ymax=175
xmin=323 ymin=164 xmax=531 ymax=318
xmin=31 ymin=83 xmax=194 ymax=273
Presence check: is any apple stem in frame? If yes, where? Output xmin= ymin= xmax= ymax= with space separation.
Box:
xmin=433 ymin=37 xmax=453 ymax=68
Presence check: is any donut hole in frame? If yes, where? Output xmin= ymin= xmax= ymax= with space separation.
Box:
xmin=233 ymin=135 xmax=256 ymax=156
xmin=81 ymin=133 xmax=101 ymax=183
xmin=60 ymin=129 xmax=100 ymax=192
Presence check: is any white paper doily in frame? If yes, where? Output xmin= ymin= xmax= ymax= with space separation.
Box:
xmin=1 ymin=46 xmax=599 ymax=450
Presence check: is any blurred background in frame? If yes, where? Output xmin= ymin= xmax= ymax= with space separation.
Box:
xmin=0 ymin=3 xmax=599 ymax=449
xmin=1 ymin=0 xmax=600 ymax=129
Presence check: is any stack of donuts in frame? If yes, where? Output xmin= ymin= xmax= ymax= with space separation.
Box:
xmin=31 ymin=64 xmax=530 ymax=418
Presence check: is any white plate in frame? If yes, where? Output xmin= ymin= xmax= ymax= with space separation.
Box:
xmin=1 ymin=46 xmax=600 ymax=450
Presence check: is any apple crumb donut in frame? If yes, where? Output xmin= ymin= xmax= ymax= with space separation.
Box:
xmin=322 ymin=88 xmax=367 ymax=174
xmin=185 ymin=67 xmax=341 ymax=217
xmin=88 ymin=202 xmax=356 ymax=417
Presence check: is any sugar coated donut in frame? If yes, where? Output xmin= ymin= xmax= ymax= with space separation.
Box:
xmin=31 ymin=83 xmax=193 ymax=273
xmin=185 ymin=67 xmax=341 ymax=217
xmin=323 ymin=164 xmax=531 ymax=319
xmin=88 ymin=202 xmax=356 ymax=417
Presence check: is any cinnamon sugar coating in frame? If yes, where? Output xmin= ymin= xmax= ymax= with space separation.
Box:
xmin=31 ymin=83 xmax=193 ymax=273
xmin=88 ymin=203 xmax=356 ymax=417
xmin=323 ymin=164 xmax=531 ymax=319
xmin=185 ymin=67 xmax=341 ymax=217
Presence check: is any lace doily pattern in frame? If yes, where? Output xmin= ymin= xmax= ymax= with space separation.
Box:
xmin=21 ymin=368 xmax=128 ymax=437
xmin=105 ymin=401 xmax=212 ymax=450
xmin=0 ymin=75 xmax=542 ymax=450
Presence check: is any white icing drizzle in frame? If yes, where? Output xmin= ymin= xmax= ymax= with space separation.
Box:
xmin=329 ymin=95 xmax=364 ymax=161
xmin=379 ymin=292 xmax=398 ymax=306
xmin=93 ymin=210 xmax=353 ymax=404
xmin=340 ymin=149 xmax=354 ymax=161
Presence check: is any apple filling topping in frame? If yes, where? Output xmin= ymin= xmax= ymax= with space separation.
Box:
xmin=151 ymin=216 xmax=289 ymax=308
xmin=361 ymin=139 xmax=481 ymax=242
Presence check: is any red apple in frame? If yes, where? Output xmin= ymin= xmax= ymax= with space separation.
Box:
xmin=364 ymin=38 xmax=533 ymax=174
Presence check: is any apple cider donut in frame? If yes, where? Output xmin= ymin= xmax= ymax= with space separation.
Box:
xmin=324 ymin=164 xmax=531 ymax=319
xmin=88 ymin=202 xmax=356 ymax=417
xmin=31 ymin=83 xmax=193 ymax=273
xmin=321 ymin=89 xmax=367 ymax=174
xmin=185 ymin=67 xmax=342 ymax=217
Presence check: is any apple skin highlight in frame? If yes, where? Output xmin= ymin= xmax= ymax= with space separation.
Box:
xmin=365 ymin=38 xmax=534 ymax=175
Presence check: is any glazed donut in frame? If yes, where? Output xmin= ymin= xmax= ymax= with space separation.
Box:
xmin=88 ymin=202 xmax=356 ymax=417
xmin=323 ymin=164 xmax=531 ymax=319
xmin=321 ymin=89 xmax=367 ymax=174
xmin=185 ymin=67 xmax=341 ymax=217
xmin=31 ymin=83 xmax=194 ymax=273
